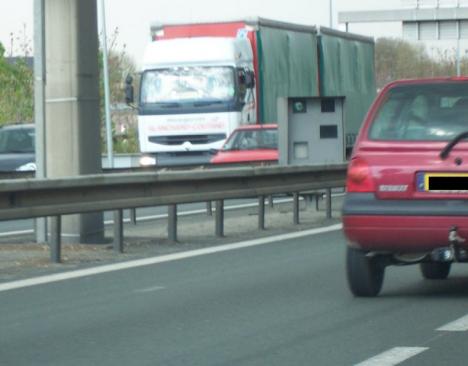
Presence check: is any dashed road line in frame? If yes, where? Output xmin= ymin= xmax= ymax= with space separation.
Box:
xmin=134 ymin=285 xmax=166 ymax=293
xmin=354 ymin=347 xmax=429 ymax=366
xmin=437 ymin=313 xmax=468 ymax=332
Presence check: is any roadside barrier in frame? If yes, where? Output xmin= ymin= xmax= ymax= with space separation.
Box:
xmin=0 ymin=164 xmax=347 ymax=262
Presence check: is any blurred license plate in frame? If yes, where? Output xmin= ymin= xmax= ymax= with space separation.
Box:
xmin=422 ymin=173 xmax=468 ymax=193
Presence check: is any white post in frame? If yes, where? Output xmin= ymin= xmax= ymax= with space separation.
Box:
xmin=457 ymin=20 xmax=461 ymax=77
xmin=98 ymin=0 xmax=114 ymax=168
xmin=329 ymin=0 xmax=333 ymax=28
xmin=34 ymin=0 xmax=47 ymax=243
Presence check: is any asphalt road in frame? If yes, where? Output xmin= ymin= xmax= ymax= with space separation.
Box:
xmin=2 ymin=228 xmax=468 ymax=365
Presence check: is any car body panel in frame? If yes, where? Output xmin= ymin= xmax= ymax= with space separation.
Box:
xmin=344 ymin=215 xmax=468 ymax=252
xmin=343 ymin=77 xmax=468 ymax=252
xmin=0 ymin=152 xmax=35 ymax=172
xmin=210 ymin=149 xmax=278 ymax=164
xmin=210 ymin=124 xmax=278 ymax=165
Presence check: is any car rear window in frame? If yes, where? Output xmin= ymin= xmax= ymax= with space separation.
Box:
xmin=0 ymin=127 xmax=35 ymax=153
xmin=369 ymin=82 xmax=468 ymax=141
xmin=223 ymin=128 xmax=278 ymax=151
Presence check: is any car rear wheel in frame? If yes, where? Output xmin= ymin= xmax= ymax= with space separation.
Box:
xmin=420 ymin=262 xmax=451 ymax=280
xmin=346 ymin=247 xmax=385 ymax=297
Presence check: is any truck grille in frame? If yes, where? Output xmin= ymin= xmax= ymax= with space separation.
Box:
xmin=149 ymin=134 xmax=226 ymax=146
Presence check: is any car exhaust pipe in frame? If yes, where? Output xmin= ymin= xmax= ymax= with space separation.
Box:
xmin=431 ymin=247 xmax=455 ymax=262
xmin=449 ymin=226 xmax=466 ymax=246
xmin=432 ymin=226 xmax=468 ymax=262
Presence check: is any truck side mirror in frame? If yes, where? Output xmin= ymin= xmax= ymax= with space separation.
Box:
xmin=237 ymin=69 xmax=247 ymax=102
xmin=245 ymin=70 xmax=255 ymax=89
xmin=125 ymin=75 xmax=134 ymax=105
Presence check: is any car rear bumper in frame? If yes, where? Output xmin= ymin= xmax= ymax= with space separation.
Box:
xmin=342 ymin=193 xmax=468 ymax=252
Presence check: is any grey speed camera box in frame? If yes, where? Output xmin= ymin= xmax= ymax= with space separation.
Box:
xmin=278 ymin=97 xmax=345 ymax=166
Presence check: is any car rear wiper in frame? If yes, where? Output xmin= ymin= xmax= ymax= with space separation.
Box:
xmin=440 ymin=131 xmax=468 ymax=159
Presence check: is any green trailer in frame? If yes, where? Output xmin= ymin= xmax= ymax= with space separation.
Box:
xmin=141 ymin=18 xmax=376 ymax=165
xmin=317 ymin=27 xmax=376 ymax=148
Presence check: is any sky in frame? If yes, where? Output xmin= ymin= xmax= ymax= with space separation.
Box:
xmin=0 ymin=0 xmax=465 ymax=67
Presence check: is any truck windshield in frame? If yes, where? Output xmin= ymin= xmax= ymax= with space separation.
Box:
xmin=140 ymin=67 xmax=235 ymax=105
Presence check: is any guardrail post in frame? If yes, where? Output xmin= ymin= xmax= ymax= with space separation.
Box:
xmin=293 ymin=193 xmax=300 ymax=225
xmin=206 ymin=201 xmax=213 ymax=216
xmin=326 ymin=188 xmax=332 ymax=219
xmin=113 ymin=209 xmax=124 ymax=253
xmin=129 ymin=208 xmax=137 ymax=225
xmin=316 ymin=193 xmax=321 ymax=211
xmin=268 ymin=195 xmax=274 ymax=208
xmin=168 ymin=204 xmax=177 ymax=242
xmin=215 ymin=200 xmax=224 ymax=237
xmin=258 ymin=195 xmax=265 ymax=230
xmin=50 ymin=216 xmax=61 ymax=263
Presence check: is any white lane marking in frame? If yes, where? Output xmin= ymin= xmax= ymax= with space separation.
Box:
xmin=355 ymin=347 xmax=429 ymax=366
xmin=0 ymin=224 xmax=342 ymax=293
xmin=134 ymin=285 xmax=166 ymax=293
xmin=0 ymin=229 xmax=33 ymax=238
xmin=437 ymin=314 xmax=468 ymax=331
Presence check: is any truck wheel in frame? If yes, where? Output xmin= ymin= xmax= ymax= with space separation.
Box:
xmin=420 ymin=262 xmax=451 ymax=280
xmin=346 ymin=247 xmax=384 ymax=297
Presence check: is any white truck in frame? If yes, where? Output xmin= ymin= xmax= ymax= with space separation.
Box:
xmin=136 ymin=33 xmax=256 ymax=166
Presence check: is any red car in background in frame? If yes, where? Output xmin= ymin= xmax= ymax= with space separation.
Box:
xmin=343 ymin=77 xmax=468 ymax=297
xmin=210 ymin=124 xmax=278 ymax=165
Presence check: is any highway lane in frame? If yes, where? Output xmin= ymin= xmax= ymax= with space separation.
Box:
xmin=3 ymin=228 xmax=468 ymax=365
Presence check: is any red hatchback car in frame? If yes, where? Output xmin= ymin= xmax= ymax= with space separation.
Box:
xmin=210 ymin=124 xmax=278 ymax=165
xmin=343 ymin=77 xmax=468 ymax=296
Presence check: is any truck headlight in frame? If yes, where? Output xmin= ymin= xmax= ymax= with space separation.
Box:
xmin=139 ymin=155 xmax=157 ymax=167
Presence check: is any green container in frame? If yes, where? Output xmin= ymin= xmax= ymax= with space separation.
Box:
xmin=318 ymin=27 xmax=376 ymax=144
xmin=254 ymin=19 xmax=320 ymax=123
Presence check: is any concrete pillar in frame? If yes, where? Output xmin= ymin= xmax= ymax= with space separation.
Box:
xmin=45 ymin=0 xmax=104 ymax=243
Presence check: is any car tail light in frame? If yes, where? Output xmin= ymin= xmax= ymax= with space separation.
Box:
xmin=346 ymin=157 xmax=375 ymax=192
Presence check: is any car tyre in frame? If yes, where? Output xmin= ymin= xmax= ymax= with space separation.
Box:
xmin=346 ymin=247 xmax=385 ymax=297
xmin=420 ymin=262 xmax=451 ymax=280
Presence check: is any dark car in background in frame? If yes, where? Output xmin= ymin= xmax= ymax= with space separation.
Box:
xmin=343 ymin=77 xmax=468 ymax=297
xmin=0 ymin=124 xmax=35 ymax=171
xmin=210 ymin=124 xmax=278 ymax=165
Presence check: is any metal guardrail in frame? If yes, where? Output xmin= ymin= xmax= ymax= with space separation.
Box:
xmin=0 ymin=164 xmax=347 ymax=262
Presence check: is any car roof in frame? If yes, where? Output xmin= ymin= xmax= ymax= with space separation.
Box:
xmin=0 ymin=123 xmax=34 ymax=130
xmin=382 ymin=77 xmax=468 ymax=90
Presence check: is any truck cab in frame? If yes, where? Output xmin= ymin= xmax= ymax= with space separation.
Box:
xmin=138 ymin=37 xmax=256 ymax=166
